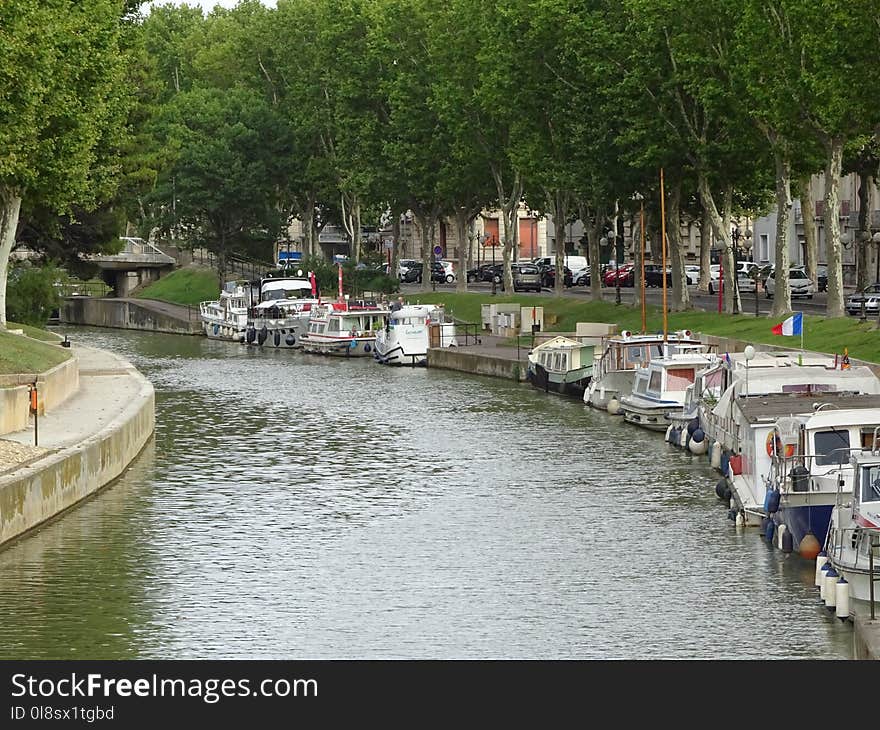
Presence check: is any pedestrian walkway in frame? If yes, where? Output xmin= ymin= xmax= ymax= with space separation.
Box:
xmin=1 ymin=344 xmax=145 ymax=471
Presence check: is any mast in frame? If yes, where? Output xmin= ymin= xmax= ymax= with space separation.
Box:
xmin=660 ymin=168 xmax=668 ymax=346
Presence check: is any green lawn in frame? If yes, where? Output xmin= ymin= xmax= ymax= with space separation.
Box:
xmin=136 ymin=267 xmax=220 ymax=306
xmin=408 ymin=292 xmax=880 ymax=364
xmin=0 ymin=326 xmax=71 ymax=375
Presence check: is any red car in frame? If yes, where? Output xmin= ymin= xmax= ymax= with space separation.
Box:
xmin=604 ymin=264 xmax=633 ymax=286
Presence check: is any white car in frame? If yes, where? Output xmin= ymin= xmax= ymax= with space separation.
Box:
xmin=765 ymin=267 xmax=814 ymax=299
xmin=398 ymin=259 xmax=418 ymax=280
xmin=437 ymin=260 xmax=456 ymax=283
xmin=683 ymin=264 xmax=720 ymax=292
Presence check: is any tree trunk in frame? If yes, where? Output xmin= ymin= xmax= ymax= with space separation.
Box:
xmin=353 ymin=200 xmax=362 ymax=264
xmin=856 ymin=170 xmax=871 ymax=291
xmin=798 ymin=175 xmax=819 ymax=288
xmin=699 ymin=204 xmax=712 ymax=292
xmin=697 ymin=173 xmax=736 ymax=314
xmin=489 ymin=166 xmax=523 ymax=293
xmin=548 ymin=189 xmax=569 ymax=296
xmin=414 ymin=212 xmax=435 ymax=293
xmin=666 ymin=178 xmax=690 ymax=311
xmin=391 ymin=214 xmax=401 ymax=283
xmin=824 ymin=138 xmax=845 ymax=317
xmin=454 ymin=207 xmax=469 ymax=293
xmin=770 ymin=153 xmax=793 ymax=318
xmin=588 ymin=210 xmax=604 ymax=301
xmin=0 ymin=186 xmax=23 ymax=329
xmin=632 ymin=204 xmax=645 ymax=309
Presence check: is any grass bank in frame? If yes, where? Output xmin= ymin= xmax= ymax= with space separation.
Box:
xmin=136 ymin=267 xmax=219 ymax=307
xmin=408 ymin=292 xmax=880 ymax=364
xmin=0 ymin=325 xmax=71 ymax=375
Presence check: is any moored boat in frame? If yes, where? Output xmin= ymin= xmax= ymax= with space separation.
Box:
xmin=243 ymin=273 xmax=320 ymax=349
xmin=583 ymin=330 xmax=704 ymax=410
xmin=299 ymin=299 xmax=390 ymax=357
xmin=526 ymin=336 xmax=595 ymax=398
xmin=618 ymin=348 xmax=718 ymax=431
xmin=199 ymin=279 xmax=256 ymax=342
xmin=373 ymin=303 xmax=457 ymax=366
xmin=826 ymin=448 xmax=880 ymax=605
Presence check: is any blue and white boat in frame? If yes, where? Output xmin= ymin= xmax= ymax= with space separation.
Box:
xmin=726 ymin=395 xmax=880 ymax=550
xmin=618 ymin=348 xmax=718 ymax=431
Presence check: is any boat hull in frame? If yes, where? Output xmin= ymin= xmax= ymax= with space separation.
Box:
xmin=373 ymin=343 xmax=426 ymax=366
xmin=244 ymin=323 xmax=306 ymax=349
xmin=777 ymin=504 xmax=833 ymax=550
xmin=527 ymin=364 xmax=591 ymax=399
xmin=585 ymin=371 xmax=636 ymax=410
xmin=301 ymin=336 xmax=377 ymax=357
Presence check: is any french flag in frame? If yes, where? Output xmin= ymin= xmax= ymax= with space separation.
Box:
xmin=771 ymin=312 xmax=803 ymax=336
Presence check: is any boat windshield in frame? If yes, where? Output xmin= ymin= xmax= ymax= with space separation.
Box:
xmin=814 ymin=429 xmax=851 ymax=466
xmin=262 ymin=288 xmax=310 ymax=301
xmin=862 ymin=465 xmax=880 ymax=502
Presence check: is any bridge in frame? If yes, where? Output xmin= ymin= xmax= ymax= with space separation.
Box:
xmin=89 ymin=237 xmax=176 ymax=296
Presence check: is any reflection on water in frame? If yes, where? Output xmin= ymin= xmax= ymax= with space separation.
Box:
xmin=0 ymin=327 xmax=853 ymax=658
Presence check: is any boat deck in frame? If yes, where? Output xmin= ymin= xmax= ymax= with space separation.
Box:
xmin=737 ymin=393 xmax=880 ymax=424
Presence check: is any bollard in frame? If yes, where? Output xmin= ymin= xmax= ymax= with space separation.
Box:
xmin=29 ymin=381 xmax=39 ymax=446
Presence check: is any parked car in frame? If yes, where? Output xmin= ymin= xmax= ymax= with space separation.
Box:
xmin=400 ymin=261 xmax=423 ymax=283
xmin=538 ymin=262 xmax=573 ymax=288
xmin=398 ymin=259 xmax=419 ymax=280
xmin=765 ymin=267 xmax=814 ymax=299
xmin=429 ymin=261 xmax=449 ymax=283
xmin=644 ymin=264 xmax=671 ymax=288
xmin=572 ymin=266 xmax=590 ymax=286
xmin=817 ymin=265 xmax=828 ymax=292
xmin=437 ymin=260 xmax=456 ymax=283
xmin=494 ymin=263 xmax=543 ymax=292
xmin=846 ymin=282 xmax=880 ymax=316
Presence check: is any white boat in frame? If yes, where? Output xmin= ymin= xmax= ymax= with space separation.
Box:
xmin=526 ymin=336 xmax=595 ymax=398
xmin=826 ymin=448 xmax=880 ymax=605
xmin=243 ymin=274 xmax=320 ymax=349
xmin=618 ymin=348 xmax=718 ymax=431
xmin=199 ymin=279 xmax=256 ymax=341
xmin=583 ymin=330 xmax=705 ymax=410
xmin=299 ymin=299 xmax=390 ymax=357
xmin=698 ymin=351 xmax=879 ymax=453
xmin=373 ymin=304 xmax=457 ymax=366
xmin=723 ymin=395 xmax=880 ymax=553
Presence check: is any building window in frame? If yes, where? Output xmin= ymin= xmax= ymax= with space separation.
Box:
xmin=760 ymin=234 xmax=769 ymax=262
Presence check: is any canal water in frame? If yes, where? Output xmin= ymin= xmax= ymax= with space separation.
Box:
xmin=0 ymin=328 xmax=853 ymax=659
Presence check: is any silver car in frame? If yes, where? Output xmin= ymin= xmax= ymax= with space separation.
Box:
xmin=846 ymin=283 xmax=880 ymax=315
xmin=765 ymin=268 xmax=814 ymax=299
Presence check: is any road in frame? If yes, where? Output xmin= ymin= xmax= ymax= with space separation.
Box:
xmin=400 ymin=280 xmax=866 ymax=319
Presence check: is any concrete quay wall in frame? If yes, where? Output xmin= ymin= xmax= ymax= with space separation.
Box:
xmin=61 ymin=297 xmax=201 ymax=335
xmin=0 ymin=358 xmax=79 ymax=436
xmin=0 ymin=355 xmax=154 ymax=548
xmin=427 ymin=347 xmax=526 ymax=382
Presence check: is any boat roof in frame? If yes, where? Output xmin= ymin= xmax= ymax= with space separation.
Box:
xmin=643 ymin=352 xmax=717 ymax=368
xmin=261 ymin=278 xmax=312 ymax=292
xmin=737 ymin=393 xmax=880 ymax=425
xmin=727 ymin=351 xmax=838 ymax=369
xmin=392 ymin=304 xmax=443 ymax=318
xmin=531 ymin=335 xmax=589 ymax=351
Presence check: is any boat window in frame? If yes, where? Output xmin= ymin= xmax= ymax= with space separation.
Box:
xmin=635 ymin=377 xmax=648 ymax=395
xmin=648 ymin=370 xmax=662 ymax=393
xmin=861 ymin=429 xmax=880 ymax=450
xmin=666 ymin=368 xmax=696 ymax=392
xmin=560 ymin=353 xmax=568 ymax=370
xmin=814 ymin=429 xmax=851 ymax=466
xmin=327 ymin=319 xmax=340 ymax=333
xmin=318 ymin=324 xmax=325 ymax=334
xmin=862 ymin=465 xmax=880 ymax=502
xmin=626 ymin=346 xmax=643 ymax=363
xmin=391 ymin=318 xmax=400 ymax=326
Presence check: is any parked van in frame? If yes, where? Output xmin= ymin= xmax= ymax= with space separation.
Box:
xmin=533 ymin=255 xmax=588 ymax=272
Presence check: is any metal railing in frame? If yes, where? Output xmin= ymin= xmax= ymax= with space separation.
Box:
xmin=56 ymin=281 xmax=112 ymax=297
xmin=826 ymin=524 xmax=879 ymax=620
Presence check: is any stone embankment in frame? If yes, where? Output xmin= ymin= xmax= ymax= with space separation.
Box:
xmin=0 ymin=339 xmax=154 ymax=547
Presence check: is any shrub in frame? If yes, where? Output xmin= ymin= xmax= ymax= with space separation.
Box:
xmin=6 ymin=262 xmax=63 ymax=326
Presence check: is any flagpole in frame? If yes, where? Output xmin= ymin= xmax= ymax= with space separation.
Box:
xmin=800 ymin=311 xmax=804 ymax=352
xmin=660 ymin=168 xmax=667 ymax=346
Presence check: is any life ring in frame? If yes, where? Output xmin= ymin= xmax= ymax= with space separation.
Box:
xmin=765 ymin=431 xmax=795 ymax=458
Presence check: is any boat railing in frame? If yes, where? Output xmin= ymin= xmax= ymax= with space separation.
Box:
xmin=827 ymin=523 xmax=880 ymax=619
xmin=701 ymin=409 xmax=740 ymax=450
xmin=447 ymin=322 xmax=481 ymax=347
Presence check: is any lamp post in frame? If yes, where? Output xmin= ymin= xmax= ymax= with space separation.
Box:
xmin=600 ymin=233 xmax=609 ymax=298
xmin=744 ymin=344 xmax=755 ymax=397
